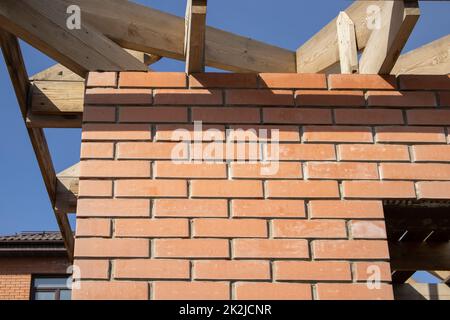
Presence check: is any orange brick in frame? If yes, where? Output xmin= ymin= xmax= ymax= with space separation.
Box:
xmin=399 ymin=74 xmax=450 ymax=90
xmin=85 ymin=88 xmax=152 ymax=105
xmin=380 ymin=163 xmax=450 ymax=180
xmin=367 ymin=91 xmax=436 ymax=107
xmin=155 ymin=162 xmax=227 ymax=178
xmin=77 ymin=199 xmax=150 ymax=217
xmin=328 ymin=74 xmax=396 ymax=90
xmin=413 ymin=145 xmax=450 ymax=161
xmin=233 ymin=239 xmax=309 ymax=258
xmin=80 ymin=160 xmax=150 ymax=178
xmin=228 ymin=125 xmax=300 ymax=142
xmin=439 ymin=91 xmax=450 ymax=107
xmin=350 ymin=220 xmax=387 ymax=239
xmin=119 ymin=72 xmax=186 ymax=88
xmin=82 ymin=123 xmax=151 ymax=141
xmin=354 ymin=262 xmax=392 ymax=282
xmin=339 ymin=144 xmax=410 ymax=161
xmin=230 ymin=162 xmax=302 ymax=179
xmin=86 ymin=72 xmax=117 ymax=87
xmin=313 ymin=240 xmax=389 ymax=259
xmin=303 ymin=126 xmax=373 ymax=143
xmin=193 ymin=260 xmax=270 ymax=280
xmin=263 ymin=108 xmax=332 ymax=124
xmin=190 ymin=73 xmax=258 ymax=88
xmin=316 ymin=283 xmax=393 ymax=300
xmin=407 ymin=110 xmax=450 ymax=125
xmin=274 ymin=261 xmax=351 ymax=281
xmin=154 ymin=199 xmax=228 ymax=217
xmin=226 ymin=89 xmax=294 ymax=105
xmin=417 ymin=181 xmax=450 ymax=199
xmin=115 ymin=180 xmax=187 ymax=197
xmin=191 ymin=180 xmax=263 ymax=198
xmin=190 ymin=143 xmax=262 ymax=161
xmin=193 ymin=219 xmax=267 ymax=238
xmin=232 ymin=200 xmax=306 ymax=218
xmin=154 ymin=239 xmax=229 ymax=258
xmin=74 ymin=238 xmax=149 ymax=258
xmin=80 ymin=142 xmax=114 ymax=159
xmin=375 ymin=126 xmax=446 ymax=143
xmin=74 ymin=260 xmax=110 ymax=280
xmin=72 ymin=281 xmax=148 ymax=300
xmin=335 ymin=109 xmax=404 ymax=125
xmin=119 ymin=106 xmax=188 ymax=123
xmin=343 ymin=181 xmax=415 ymax=199
xmin=115 ymin=219 xmax=189 ymax=237
xmin=83 ymin=106 xmax=116 ymax=122
xmin=273 ymin=219 xmax=347 ymax=238
xmin=76 ymin=218 xmax=111 ymax=237
xmin=259 ymin=73 xmax=326 ymax=89
xmin=154 ymin=89 xmax=223 ymax=105
xmin=114 ymin=259 xmax=189 ymax=279
xmin=269 ymin=144 xmax=336 ymax=160
xmin=117 ymin=142 xmax=186 ymax=160
xmin=155 ymin=124 xmax=225 ymax=141
xmin=267 ymin=180 xmax=339 ymax=198
xmin=234 ymin=282 xmax=312 ymax=300
xmin=78 ymin=180 xmax=113 ymax=197
xmin=153 ymin=281 xmax=229 ymax=300
xmin=296 ymin=90 xmax=365 ymax=106
xmin=306 ymin=162 xmax=379 ymax=180
xmin=192 ymin=107 xmax=260 ymax=123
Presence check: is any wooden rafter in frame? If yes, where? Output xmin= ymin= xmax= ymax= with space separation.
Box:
xmin=389 ymin=242 xmax=450 ymax=272
xmin=394 ymin=283 xmax=450 ymax=300
xmin=336 ymin=12 xmax=358 ymax=74
xmin=185 ymin=0 xmax=208 ymax=73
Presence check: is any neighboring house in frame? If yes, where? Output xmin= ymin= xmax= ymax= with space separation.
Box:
xmin=0 ymin=232 xmax=71 ymax=300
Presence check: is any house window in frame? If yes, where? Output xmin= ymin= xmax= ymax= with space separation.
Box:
xmin=32 ymin=277 xmax=71 ymax=300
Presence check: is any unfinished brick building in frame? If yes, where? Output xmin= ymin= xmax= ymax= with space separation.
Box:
xmin=1 ymin=0 xmax=449 ymax=300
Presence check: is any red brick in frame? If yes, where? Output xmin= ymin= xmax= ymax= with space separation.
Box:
xmin=274 ymin=261 xmax=351 ymax=281
xmin=115 ymin=219 xmax=189 ymax=237
xmin=267 ymin=180 xmax=339 ymax=198
xmin=399 ymin=75 xmax=450 ymax=90
xmin=413 ymin=145 xmax=450 ymax=161
xmin=273 ymin=219 xmax=347 ymax=238
xmin=193 ymin=260 xmax=270 ymax=280
xmin=193 ymin=219 xmax=267 ymax=238
xmin=335 ymin=109 xmax=404 ymax=125
xmin=155 ymin=124 xmax=225 ymax=141
xmin=83 ymin=106 xmax=116 ymax=122
xmin=73 ymin=260 xmax=110 ymax=280
xmin=117 ymin=142 xmax=186 ymax=160
xmin=86 ymin=72 xmax=117 ymax=87
xmin=375 ymin=126 xmax=446 ymax=143
xmin=259 ymin=73 xmax=326 ymax=89
xmin=78 ymin=180 xmax=113 ymax=197
xmin=114 ymin=259 xmax=189 ymax=279
xmin=80 ymin=142 xmax=114 ymax=159
xmin=154 ymin=199 xmax=228 ymax=217
xmin=153 ymin=281 xmax=229 ymax=300
xmin=191 ymin=180 xmax=263 ymax=198
xmin=190 ymin=73 xmax=258 ymax=88
xmin=339 ymin=144 xmax=410 ymax=161
xmin=343 ymin=181 xmax=416 ymax=199
xmin=367 ymin=91 xmax=436 ymax=107
xmin=115 ymin=180 xmax=187 ymax=197
xmin=350 ymin=220 xmax=387 ymax=239
xmin=192 ymin=107 xmax=260 ymax=123
xmin=306 ymin=162 xmax=379 ymax=180
xmin=82 ymin=123 xmax=151 ymax=141
xmin=85 ymin=88 xmax=152 ymax=105
xmin=234 ymin=282 xmax=312 ymax=300
xmin=316 ymin=283 xmax=393 ymax=300
xmin=191 ymin=142 xmax=262 ymax=162
xmin=380 ymin=163 xmax=450 ymax=180
xmin=328 ymin=74 xmax=396 ymax=90
xmin=232 ymin=200 xmax=306 ymax=218
xmin=313 ymin=240 xmax=389 ymax=259
xmin=76 ymin=219 xmax=111 ymax=237
xmin=263 ymin=108 xmax=332 ymax=124
xmin=417 ymin=181 xmax=450 ymax=199
xmin=80 ymin=160 xmax=150 ymax=178
xmin=407 ymin=110 xmax=450 ymax=125
xmin=154 ymin=239 xmax=229 ymax=258
xmin=154 ymin=89 xmax=223 ymax=105
xmin=119 ymin=107 xmax=188 ymax=123
xmin=119 ymin=72 xmax=186 ymax=88
xmin=230 ymin=162 xmax=302 ymax=179
xmin=439 ymin=91 xmax=450 ymax=107
xmin=228 ymin=125 xmax=300 ymax=142
xmin=268 ymin=144 xmax=336 ymax=160
xmin=155 ymin=162 xmax=227 ymax=178
xmin=233 ymin=239 xmax=309 ymax=258
xmin=296 ymin=90 xmax=365 ymax=106
xmin=77 ymin=199 xmax=150 ymax=217
xmin=309 ymin=200 xmax=384 ymax=219
xmin=74 ymin=238 xmax=149 ymax=258
xmin=72 ymin=281 xmax=148 ymax=300
xmin=303 ymin=126 xmax=373 ymax=143
xmin=354 ymin=262 xmax=392 ymax=282
xmin=226 ymin=89 xmax=294 ymax=105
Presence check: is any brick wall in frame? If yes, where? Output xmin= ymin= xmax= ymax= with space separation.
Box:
xmin=73 ymin=72 xmax=450 ymax=300
xmin=0 ymin=275 xmax=31 ymax=300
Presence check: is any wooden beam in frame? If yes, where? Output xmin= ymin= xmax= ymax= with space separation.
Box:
xmin=55 ymin=163 xmax=79 ymax=214
xmin=394 ymin=283 xmax=450 ymax=300
xmin=30 ymin=64 xmax=84 ymax=82
xmin=429 ymin=271 xmax=450 ymax=286
xmin=359 ymin=1 xmax=420 ymax=74
xmin=0 ymin=0 xmax=147 ymax=77
xmin=389 ymin=242 xmax=450 ymax=271
xmin=185 ymin=0 xmax=207 ymax=73
xmin=26 ymin=113 xmax=82 ymax=128
xmin=336 ymin=12 xmax=358 ymax=74
xmin=31 ymin=81 xmax=85 ymax=115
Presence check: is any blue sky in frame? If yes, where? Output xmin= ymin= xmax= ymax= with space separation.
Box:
xmin=0 ymin=0 xmax=448 ymax=282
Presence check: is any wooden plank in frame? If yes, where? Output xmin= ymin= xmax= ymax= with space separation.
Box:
xmin=59 ymin=0 xmax=295 ymax=72
xmin=55 ymin=163 xmax=80 ymax=214
xmin=31 ymin=81 xmax=85 ymax=114
xmin=394 ymin=283 xmax=450 ymax=300
xmin=30 ymin=64 xmax=84 ymax=82
xmin=389 ymin=242 xmax=450 ymax=271
xmin=0 ymin=0 xmax=147 ymax=77
xmin=392 ymin=34 xmax=450 ymax=75
xmin=336 ymin=12 xmax=358 ymax=74
xmin=185 ymin=0 xmax=207 ymax=73
xmin=26 ymin=112 xmax=82 ymax=128
xmin=359 ymin=1 xmax=420 ymax=74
